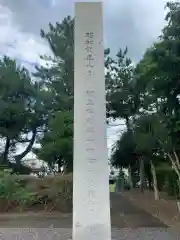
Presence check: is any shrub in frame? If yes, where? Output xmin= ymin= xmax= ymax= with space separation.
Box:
xmin=163 ymin=171 xmax=180 ymax=199
xmin=56 ymin=180 xmax=73 ymax=212
xmin=0 ymin=172 xmax=73 ymax=213
xmin=0 ymin=171 xmax=36 ymax=212
xmin=26 ymin=175 xmax=73 ymax=212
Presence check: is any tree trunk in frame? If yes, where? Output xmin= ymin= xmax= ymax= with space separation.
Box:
xmin=1 ymin=137 xmax=10 ymax=165
xmin=145 ymin=164 xmax=153 ymax=190
xmin=150 ymin=160 xmax=159 ymax=200
xmin=128 ymin=165 xmax=133 ymax=189
xmin=173 ymin=150 xmax=180 ymax=171
xmin=14 ymin=128 xmax=37 ymax=164
xmin=125 ymin=116 xmax=130 ymax=130
xmin=139 ymin=157 xmax=144 ymax=193
xmin=167 ymin=153 xmax=180 ymax=182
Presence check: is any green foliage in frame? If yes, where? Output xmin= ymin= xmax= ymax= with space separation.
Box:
xmin=33 ymin=17 xmax=74 ymax=171
xmin=0 ymin=55 xmax=49 ymax=166
xmin=36 ymin=16 xmax=74 ymax=113
xmin=136 ymin=1 xmax=180 ymax=148
xmin=34 ymin=111 xmax=73 ymax=171
xmin=106 ymin=48 xmax=140 ymax=124
xmin=0 ymin=171 xmax=36 ymax=211
xmin=163 ymin=171 xmax=180 ymax=199
xmin=133 ymin=114 xmax=165 ymax=157
xmin=57 ymin=180 xmax=73 ymax=212
xmin=111 ymin=2 xmax=180 ymax=197
xmin=0 ymin=172 xmax=73 ymax=213
xmin=28 ymin=175 xmax=73 ymax=212
xmin=0 ymin=57 xmax=32 ymax=138
xmin=124 ymin=180 xmax=131 ymax=190
xmin=111 ymin=129 xmax=138 ymax=168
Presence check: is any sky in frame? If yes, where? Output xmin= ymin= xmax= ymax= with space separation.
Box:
xmin=0 ymin=0 xmax=167 ymax=161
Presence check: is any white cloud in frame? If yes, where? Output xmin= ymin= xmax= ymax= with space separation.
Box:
xmin=1 ymin=0 xmax=166 ymax=61
xmin=107 ymin=119 xmax=125 ymax=156
xmin=0 ymin=4 xmax=50 ymax=70
xmin=50 ymin=0 xmax=57 ymax=7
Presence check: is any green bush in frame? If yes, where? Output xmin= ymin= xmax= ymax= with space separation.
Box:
xmin=0 ymin=171 xmax=36 ymax=212
xmin=163 ymin=171 xmax=180 ymax=199
xmin=0 ymin=172 xmax=73 ymax=213
xmin=124 ymin=180 xmax=130 ymax=190
xmin=57 ymin=180 xmax=73 ymax=212
xmin=26 ymin=175 xmax=73 ymax=212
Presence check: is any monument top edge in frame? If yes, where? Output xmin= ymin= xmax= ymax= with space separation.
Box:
xmin=75 ymin=1 xmax=103 ymax=4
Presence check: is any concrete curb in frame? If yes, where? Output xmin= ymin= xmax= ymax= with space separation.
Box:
xmin=0 ymin=212 xmax=72 ymax=219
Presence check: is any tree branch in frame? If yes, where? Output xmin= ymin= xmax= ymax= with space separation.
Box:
xmin=14 ymin=128 xmax=37 ymax=164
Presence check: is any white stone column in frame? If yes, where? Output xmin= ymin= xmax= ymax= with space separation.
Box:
xmin=73 ymin=2 xmax=111 ymax=240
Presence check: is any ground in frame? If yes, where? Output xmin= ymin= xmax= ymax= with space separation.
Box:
xmin=0 ymin=193 xmax=179 ymax=239
xmin=121 ymin=189 xmax=180 ymax=227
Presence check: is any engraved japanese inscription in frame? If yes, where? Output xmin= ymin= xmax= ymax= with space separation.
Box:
xmin=84 ymin=31 xmax=97 ymax=213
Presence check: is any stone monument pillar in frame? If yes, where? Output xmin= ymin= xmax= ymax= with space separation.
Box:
xmin=73 ymin=2 xmax=111 ymax=240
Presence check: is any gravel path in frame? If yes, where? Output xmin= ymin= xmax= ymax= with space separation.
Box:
xmin=0 ymin=227 xmax=179 ymax=239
